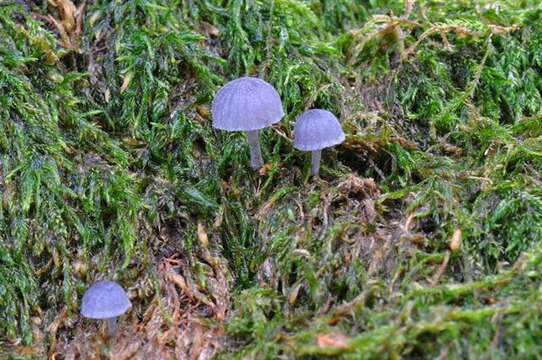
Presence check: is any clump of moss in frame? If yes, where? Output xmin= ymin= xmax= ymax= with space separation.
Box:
xmin=1 ymin=0 xmax=541 ymax=358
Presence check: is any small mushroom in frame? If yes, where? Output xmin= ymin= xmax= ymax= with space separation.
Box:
xmin=81 ymin=280 xmax=132 ymax=338
xmin=212 ymin=77 xmax=284 ymax=170
xmin=293 ymin=109 xmax=345 ymax=176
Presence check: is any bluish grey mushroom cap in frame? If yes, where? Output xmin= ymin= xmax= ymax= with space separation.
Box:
xmin=293 ymin=109 xmax=345 ymax=151
xmin=212 ymin=77 xmax=284 ymax=131
xmin=81 ymin=281 xmax=132 ymax=319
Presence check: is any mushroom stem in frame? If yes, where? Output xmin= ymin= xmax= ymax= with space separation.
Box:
xmin=311 ymin=150 xmax=322 ymax=176
xmin=106 ymin=317 xmax=117 ymax=338
xmin=246 ymin=130 xmax=264 ymax=170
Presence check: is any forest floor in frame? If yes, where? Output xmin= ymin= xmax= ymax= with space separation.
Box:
xmin=1 ymin=0 xmax=542 ymax=359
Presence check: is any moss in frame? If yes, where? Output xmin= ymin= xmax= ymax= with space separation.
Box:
xmin=1 ymin=0 xmax=542 ymax=358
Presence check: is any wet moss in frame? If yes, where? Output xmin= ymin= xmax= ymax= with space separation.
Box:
xmin=1 ymin=0 xmax=542 ymax=358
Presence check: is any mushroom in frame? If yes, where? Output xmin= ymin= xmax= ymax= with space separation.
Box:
xmin=81 ymin=280 xmax=132 ymax=338
xmin=212 ymin=77 xmax=284 ymax=170
xmin=293 ymin=109 xmax=345 ymax=176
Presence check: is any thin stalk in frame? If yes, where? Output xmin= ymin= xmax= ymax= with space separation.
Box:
xmin=311 ymin=150 xmax=322 ymax=176
xmin=247 ymin=129 xmax=264 ymax=170
xmin=106 ymin=317 xmax=117 ymax=338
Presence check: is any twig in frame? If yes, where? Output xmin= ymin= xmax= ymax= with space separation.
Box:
xmin=430 ymin=250 xmax=450 ymax=287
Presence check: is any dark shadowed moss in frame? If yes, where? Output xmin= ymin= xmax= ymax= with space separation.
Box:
xmin=1 ymin=0 xmax=542 ymax=358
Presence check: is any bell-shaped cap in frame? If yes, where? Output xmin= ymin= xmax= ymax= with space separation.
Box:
xmin=81 ymin=280 xmax=132 ymax=319
xmin=293 ymin=109 xmax=345 ymax=151
xmin=212 ymin=77 xmax=284 ymax=131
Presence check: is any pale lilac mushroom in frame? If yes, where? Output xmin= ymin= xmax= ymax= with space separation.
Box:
xmin=212 ymin=77 xmax=284 ymax=170
xmin=293 ymin=109 xmax=345 ymax=176
xmin=81 ymin=280 xmax=132 ymax=338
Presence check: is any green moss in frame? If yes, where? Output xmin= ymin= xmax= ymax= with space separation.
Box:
xmin=1 ymin=0 xmax=542 ymax=358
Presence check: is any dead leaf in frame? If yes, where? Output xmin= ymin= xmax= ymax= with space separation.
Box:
xmin=258 ymin=163 xmax=273 ymax=176
xmin=337 ymin=176 xmax=380 ymax=199
xmin=196 ymin=105 xmax=211 ymax=119
xmin=46 ymin=15 xmax=71 ymax=49
xmin=57 ymin=0 xmax=76 ymax=33
xmin=288 ymin=283 xmax=302 ymax=305
xmin=430 ymin=251 xmax=451 ymax=287
xmin=197 ymin=222 xmax=209 ymax=248
xmin=88 ymin=11 xmax=101 ymax=27
xmin=47 ymin=307 xmax=67 ymax=358
xmin=404 ymin=213 xmax=415 ymax=232
xmin=316 ymin=333 xmax=350 ymax=349
xmin=450 ymin=228 xmax=461 ymax=252
xmin=74 ymin=1 xmax=86 ymax=40
xmin=390 ymin=136 xmax=418 ymax=150
xmin=202 ymin=22 xmax=219 ymax=38
xmin=120 ymin=72 xmax=134 ymax=93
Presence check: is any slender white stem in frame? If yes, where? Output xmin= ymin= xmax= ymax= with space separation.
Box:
xmin=106 ymin=317 xmax=117 ymax=338
xmin=311 ymin=150 xmax=322 ymax=176
xmin=246 ymin=130 xmax=264 ymax=170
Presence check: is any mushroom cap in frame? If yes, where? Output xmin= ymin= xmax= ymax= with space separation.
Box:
xmin=81 ymin=280 xmax=132 ymax=319
xmin=212 ymin=77 xmax=284 ymax=131
xmin=293 ymin=109 xmax=345 ymax=151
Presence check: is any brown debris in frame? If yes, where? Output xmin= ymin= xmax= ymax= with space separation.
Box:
xmin=337 ymin=175 xmax=381 ymax=199
xmin=404 ymin=23 xmax=519 ymax=59
xmin=316 ymin=333 xmax=350 ymax=350
xmin=39 ymin=0 xmax=86 ymax=52
xmin=257 ymin=163 xmax=274 ymax=177
xmin=430 ymin=251 xmax=451 ymax=287
xmin=120 ymin=72 xmax=133 ymax=93
xmin=197 ymin=222 xmax=209 ymax=248
xmin=11 ymin=317 xmax=46 ymax=357
xmin=450 ymin=228 xmax=462 ymax=252
xmin=403 ymin=0 xmax=415 ymax=19
xmin=56 ymin=0 xmax=76 ymax=33
xmin=201 ymin=22 xmax=219 ymax=38
xmin=196 ymin=105 xmax=211 ymax=120
xmin=343 ymin=135 xmax=417 ymax=155
xmin=54 ymin=252 xmax=231 ymax=359
xmin=47 ymin=307 xmax=68 ymax=359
